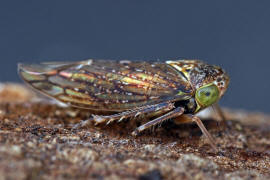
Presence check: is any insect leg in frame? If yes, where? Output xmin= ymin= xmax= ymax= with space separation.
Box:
xmin=192 ymin=116 xmax=218 ymax=151
xmin=71 ymin=102 xmax=174 ymax=130
xmin=131 ymin=107 xmax=185 ymax=136
xmin=213 ymin=103 xmax=227 ymax=123
xmin=174 ymin=114 xmax=217 ymax=151
xmin=94 ymin=102 xmax=175 ymax=124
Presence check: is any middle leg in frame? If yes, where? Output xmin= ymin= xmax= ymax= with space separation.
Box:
xmin=131 ymin=107 xmax=185 ymax=136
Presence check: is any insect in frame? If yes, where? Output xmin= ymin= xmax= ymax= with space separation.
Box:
xmin=18 ymin=59 xmax=229 ymax=151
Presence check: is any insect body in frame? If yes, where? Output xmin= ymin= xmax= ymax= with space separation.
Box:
xmin=18 ymin=59 xmax=230 ymax=150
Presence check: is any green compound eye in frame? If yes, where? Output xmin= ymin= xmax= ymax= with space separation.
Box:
xmin=195 ymin=84 xmax=220 ymax=108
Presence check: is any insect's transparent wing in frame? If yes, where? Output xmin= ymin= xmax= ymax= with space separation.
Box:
xmin=18 ymin=59 xmax=193 ymax=111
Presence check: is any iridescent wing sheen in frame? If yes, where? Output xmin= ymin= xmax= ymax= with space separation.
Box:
xmin=18 ymin=59 xmax=194 ymax=112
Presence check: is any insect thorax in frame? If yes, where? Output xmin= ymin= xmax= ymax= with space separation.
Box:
xmin=174 ymin=97 xmax=197 ymax=114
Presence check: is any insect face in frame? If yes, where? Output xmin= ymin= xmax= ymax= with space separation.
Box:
xmin=166 ymin=60 xmax=229 ymax=112
xmin=189 ymin=62 xmax=230 ymax=112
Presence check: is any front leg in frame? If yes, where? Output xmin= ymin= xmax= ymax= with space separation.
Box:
xmin=213 ymin=103 xmax=227 ymax=129
xmin=174 ymin=114 xmax=217 ymax=151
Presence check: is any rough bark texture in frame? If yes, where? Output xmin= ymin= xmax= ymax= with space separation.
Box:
xmin=0 ymin=83 xmax=269 ymax=180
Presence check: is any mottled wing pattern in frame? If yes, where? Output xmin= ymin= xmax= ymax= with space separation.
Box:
xmin=18 ymin=59 xmax=193 ymax=112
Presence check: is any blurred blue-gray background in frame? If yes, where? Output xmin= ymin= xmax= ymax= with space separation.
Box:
xmin=1 ymin=1 xmax=269 ymax=113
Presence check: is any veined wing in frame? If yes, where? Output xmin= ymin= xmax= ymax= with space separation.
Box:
xmin=18 ymin=59 xmax=193 ymax=111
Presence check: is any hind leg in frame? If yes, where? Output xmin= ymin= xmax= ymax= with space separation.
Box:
xmin=94 ymin=102 xmax=174 ymax=125
xmin=71 ymin=102 xmax=174 ymax=130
